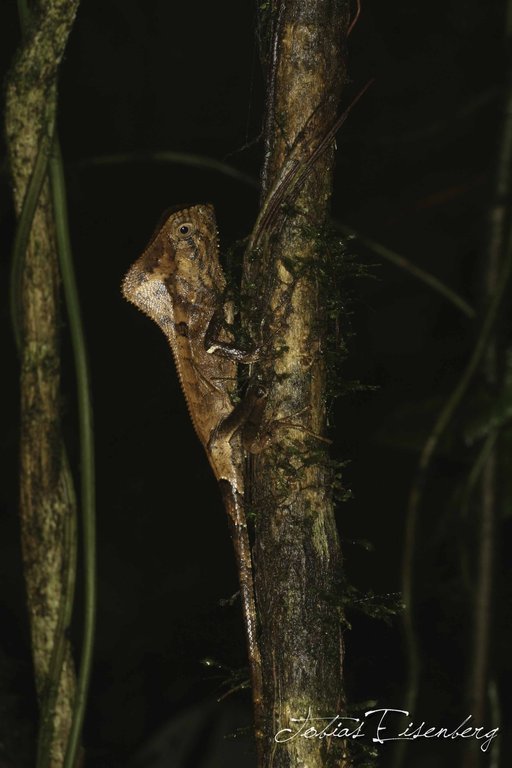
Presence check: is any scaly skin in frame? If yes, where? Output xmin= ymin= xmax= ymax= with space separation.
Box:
xmin=122 ymin=203 xmax=263 ymax=736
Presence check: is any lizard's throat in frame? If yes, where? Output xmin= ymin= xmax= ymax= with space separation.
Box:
xmin=122 ymin=266 xmax=174 ymax=330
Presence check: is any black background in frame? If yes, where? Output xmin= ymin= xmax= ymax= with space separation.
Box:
xmin=1 ymin=1 xmax=511 ymax=766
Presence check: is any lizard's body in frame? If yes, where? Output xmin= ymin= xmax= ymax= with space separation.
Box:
xmin=122 ymin=203 xmax=263 ymax=722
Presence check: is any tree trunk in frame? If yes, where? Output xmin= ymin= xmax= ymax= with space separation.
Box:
xmin=246 ymin=2 xmax=351 ymax=766
xmin=5 ymin=2 xmax=81 ymax=765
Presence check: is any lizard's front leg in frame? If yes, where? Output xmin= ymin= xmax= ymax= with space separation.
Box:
xmin=204 ymin=300 xmax=264 ymax=363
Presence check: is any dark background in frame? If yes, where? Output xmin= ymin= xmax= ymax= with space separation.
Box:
xmin=1 ymin=1 xmax=511 ymax=766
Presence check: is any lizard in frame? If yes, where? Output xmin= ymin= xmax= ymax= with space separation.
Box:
xmin=122 ymin=203 xmax=265 ymax=736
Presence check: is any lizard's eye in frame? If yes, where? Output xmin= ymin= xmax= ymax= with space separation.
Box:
xmin=177 ymin=223 xmax=194 ymax=238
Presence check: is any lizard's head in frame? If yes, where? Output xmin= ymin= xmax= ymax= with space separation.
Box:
xmin=122 ymin=203 xmax=220 ymax=317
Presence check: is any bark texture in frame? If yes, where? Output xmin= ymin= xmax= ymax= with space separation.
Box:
xmin=246 ymin=2 xmax=351 ymax=766
xmin=5 ymin=1 xmax=80 ymax=765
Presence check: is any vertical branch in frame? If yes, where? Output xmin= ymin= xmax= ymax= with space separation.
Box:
xmin=5 ymin=2 xmax=82 ymax=766
xmin=245 ymin=2 xmax=351 ymax=767
xmin=50 ymin=140 xmax=96 ymax=768
xmin=465 ymin=7 xmax=512 ymax=765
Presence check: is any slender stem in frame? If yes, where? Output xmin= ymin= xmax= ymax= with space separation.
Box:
xmin=49 ymin=139 xmax=96 ymax=768
xmin=456 ymin=432 xmax=497 ymax=601
xmin=461 ymin=433 xmax=497 ymax=520
xmin=9 ymin=111 xmax=56 ymax=350
xmin=347 ymin=0 xmax=361 ymax=36
xmin=464 ymin=12 xmax=512 ymax=765
xmin=399 ymin=221 xmax=512 ymax=766
xmin=249 ymin=82 xmax=373 ymax=254
xmin=72 ymin=150 xmax=259 ymax=189
xmin=16 ymin=0 xmax=31 ymax=37
xmin=336 ymin=222 xmax=476 ymax=319
xmin=488 ymin=678 xmax=501 ymax=768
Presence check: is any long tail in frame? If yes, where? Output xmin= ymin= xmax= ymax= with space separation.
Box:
xmin=218 ymin=479 xmax=264 ymax=745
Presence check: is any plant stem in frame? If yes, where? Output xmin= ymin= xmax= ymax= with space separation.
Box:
xmin=399 ymin=212 xmax=512 ymax=768
xmin=336 ymin=223 xmax=476 ymax=319
xmin=49 ymin=140 xmax=96 ymax=768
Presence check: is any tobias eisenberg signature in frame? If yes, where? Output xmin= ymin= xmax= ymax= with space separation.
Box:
xmin=274 ymin=708 xmax=498 ymax=753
